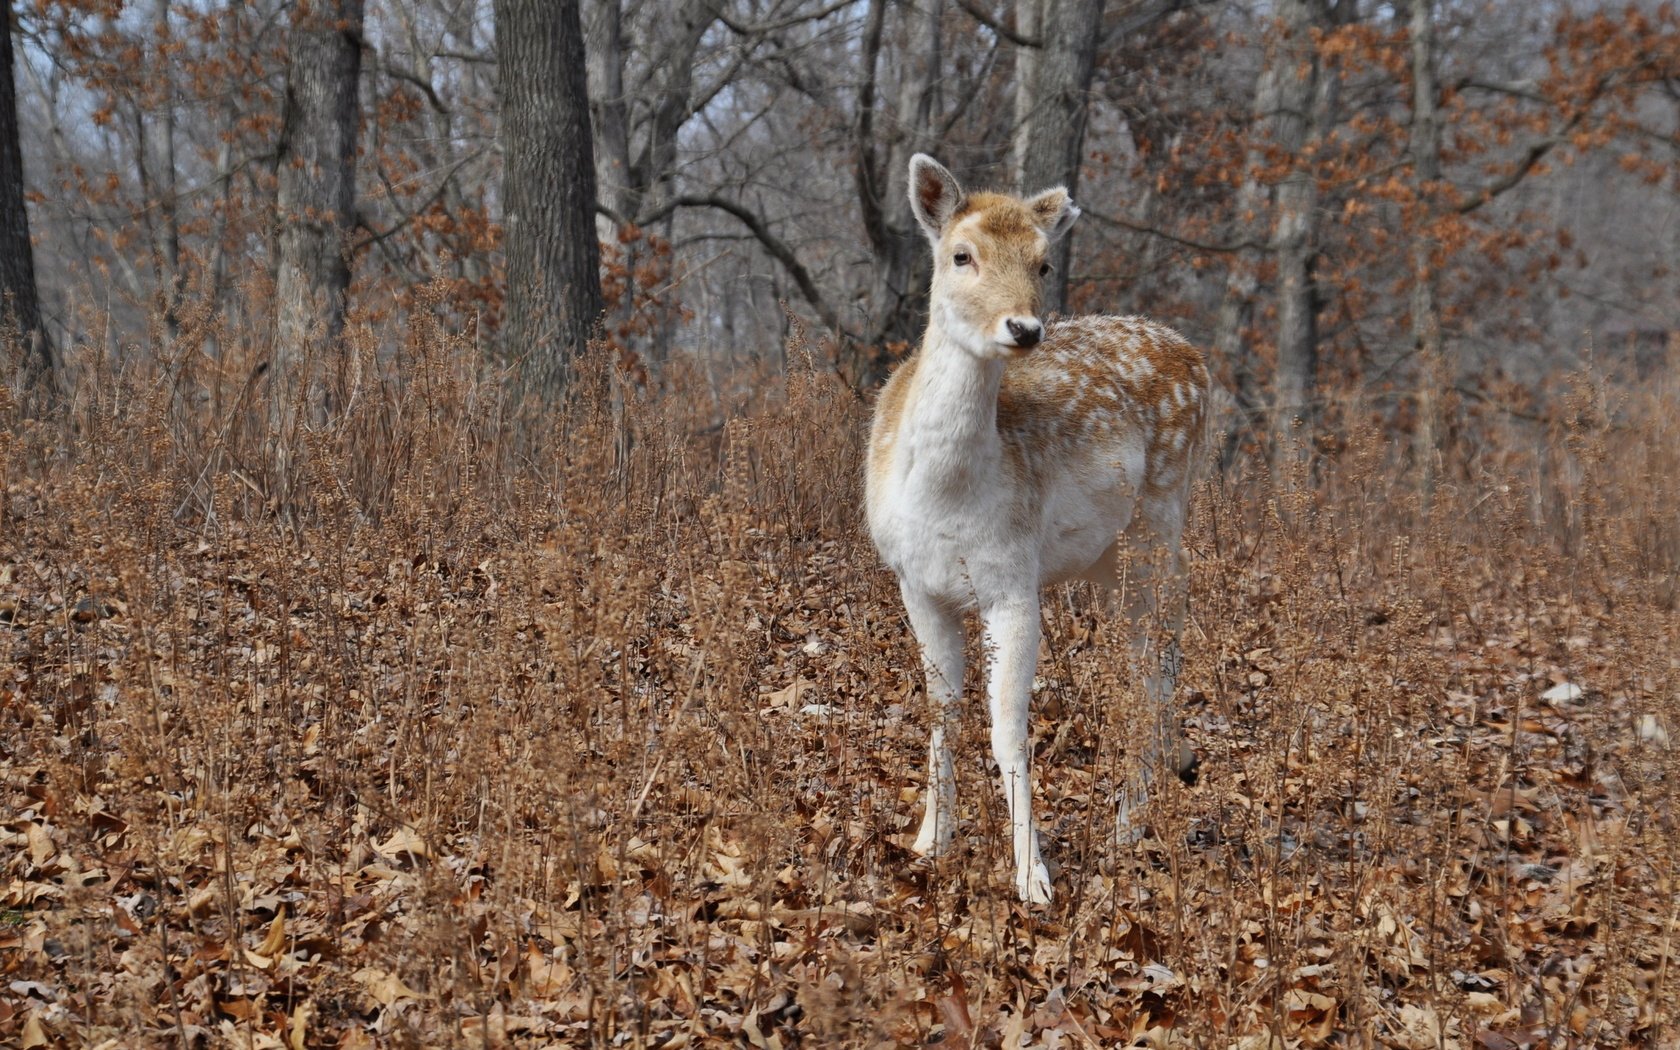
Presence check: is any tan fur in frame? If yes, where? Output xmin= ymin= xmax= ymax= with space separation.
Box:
xmin=873 ymin=320 xmax=1208 ymax=528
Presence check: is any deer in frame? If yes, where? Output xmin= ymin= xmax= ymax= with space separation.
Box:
xmin=865 ymin=155 xmax=1209 ymax=904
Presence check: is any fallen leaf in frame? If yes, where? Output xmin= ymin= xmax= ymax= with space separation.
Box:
xmin=288 ymin=1000 xmax=312 ymax=1050
xmin=765 ymin=678 xmax=818 ymax=709
xmin=352 ymin=966 xmax=426 ymax=1006
xmin=939 ymin=973 xmax=974 ymax=1038
xmin=256 ymin=907 xmax=287 ymax=958
xmin=373 ymin=826 xmax=431 ymax=861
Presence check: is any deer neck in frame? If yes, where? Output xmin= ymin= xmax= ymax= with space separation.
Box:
xmin=899 ymin=318 xmax=1007 ymax=488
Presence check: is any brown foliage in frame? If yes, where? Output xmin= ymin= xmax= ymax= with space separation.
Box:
xmin=3 ymin=288 xmax=1680 ymax=1046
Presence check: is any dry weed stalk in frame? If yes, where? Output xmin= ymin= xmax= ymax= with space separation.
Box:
xmin=0 ymin=305 xmax=1675 ymax=1047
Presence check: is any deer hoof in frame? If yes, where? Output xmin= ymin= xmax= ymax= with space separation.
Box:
xmin=1019 ymin=860 xmax=1053 ymax=905
xmin=1176 ymin=745 xmax=1200 ymax=786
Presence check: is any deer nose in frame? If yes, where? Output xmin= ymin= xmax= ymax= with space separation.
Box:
xmin=1006 ymin=318 xmax=1042 ymax=349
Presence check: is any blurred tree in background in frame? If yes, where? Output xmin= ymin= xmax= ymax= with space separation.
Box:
xmin=2 ymin=0 xmax=1676 ymax=469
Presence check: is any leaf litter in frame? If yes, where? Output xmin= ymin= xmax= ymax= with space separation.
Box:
xmin=2 ymin=365 xmax=1677 ymax=1047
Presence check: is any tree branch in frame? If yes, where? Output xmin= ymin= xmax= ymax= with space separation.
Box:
xmin=953 ymin=0 xmax=1042 ymax=47
xmin=431 ymin=48 xmax=494 ymax=64
xmin=1452 ymin=134 xmax=1564 ymax=214
xmin=376 ymin=58 xmax=448 ymax=114
xmin=353 ymin=151 xmax=482 ymax=252
xmin=1456 ymin=76 xmax=1544 ymax=103
xmin=1081 ymin=206 xmax=1262 ymax=253
xmin=1100 ymin=0 xmax=1205 ymax=49
xmin=1452 ymin=57 xmax=1663 ymax=214
xmin=715 ymin=0 xmax=855 ymax=36
xmin=351 ymin=30 xmax=449 ymax=114
xmin=655 ymin=193 xmax=856 ymax=341
xmin=853 ymin=0 xmax=890 ymax=260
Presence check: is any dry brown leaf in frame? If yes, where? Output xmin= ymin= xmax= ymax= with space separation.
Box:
xmin=337 ymin=1029 xmax=377 ymax=1050
xmin=1390 ymin=1004 xmax=1444 ymax=1050
xmin=524 ymin=946 xmax=575 ymax=996
xmin=218 ymin=997 xmax=261 ymax=1021
xmin=287 ymin=999 xmax=312 ymax=1050
xmin=1284 ymin=988 xmax=1337 ymax=1043
xmin=2 ymin=878 xmax=61 ymax=906
xmin=937 ymin=994 xmax=974 ymax=1038
xmin=373 ymin=826 xmax=431 ymax=860
xmin=741 ymin=1007 xmax=784 ymax=1050
xmin=25 ymin=823 xmax=53 ymax=866
xmin=20 ymin=1012 xmax=48 ymax=1049
xmin=352 ymin=966 xmax=426 ymax=1006
xmin=765 ymin=678 xmax=818 ymax=709
xmin=256 ymin=907 xmax=287 ymax=958
xmin=595 ymin=843 xmax=620 ymax=881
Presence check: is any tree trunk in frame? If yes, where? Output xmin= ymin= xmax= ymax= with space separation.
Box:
xmin=1408 ymin=0 xmax=1444 ymax=497
xmin=1017 ymin=0 xmax=1105 ymax=314
xmin=1268 ymin=0 xmax=1324 ymax=478
xmin=495 ymin=0 xmax=605 ymax=394
xmin=883 ymin=0 xmax=941 ymax=345
xmin=0 ymin=2 xmax=54 ymax=392
xmin=1212 ymin=62 xmax=1280 ymax=464
xmin=140 ymin=0 xmax=181 ymax=345
xmin=852 ymin=0 xmax=942 ymax=381
xmin=610 ymin=1 xmax=713 ymax=365
xmin=1010 ymin=0 xmax=1043 ymax=186
xmin=590 ymin=0 xmax=631 ymax=225
xmin=271 ymin=0 xmax=364 ymax=429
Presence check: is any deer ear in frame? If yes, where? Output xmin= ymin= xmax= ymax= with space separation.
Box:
xmin=1027 ymin=187 xmax=1080 ymax=243
xmin=908 ymin=154 xmax=965 ymax=243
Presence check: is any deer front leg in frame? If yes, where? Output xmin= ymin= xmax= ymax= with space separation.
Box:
xmin=901 ymin=586 xmax=964 ymax=859
xmin=982 ymin=599 xmax=1051 ymax=904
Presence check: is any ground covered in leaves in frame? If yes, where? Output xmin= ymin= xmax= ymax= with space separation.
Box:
xmin=2 ymin=358 xmax=1678 ymax=1048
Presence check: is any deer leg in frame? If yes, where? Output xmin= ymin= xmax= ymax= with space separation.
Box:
xmin=982 ymin=598 xmax=1051 ymax=904
xmin=1104 ymin=500 xmax=1195 ymax=841
xmin=901 ymin=586 xmax=964 ymax=859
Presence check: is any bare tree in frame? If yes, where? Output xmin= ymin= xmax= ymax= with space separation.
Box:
xmin=271 ymin=0 xmax=365 ymax=424
xmin=1268 ymin=0 xmax=1331 ymax=474
xmin=853 ymin=0 xmax=944 ymax=368
xmin=1014 ymin=0 xmax=1104 ymax=313
xmin=137 ymin=0 xmax=182 ymax=343
xmin=358 ymin=0 xmax=499 ymax=301
xmin=1408 ymin=0 xmax=1444 ymax=493
xmin=1008 ymin=0 xmax=1042 ymax=185
xmin=4 ymin=0 xmax=1674 ymax=434
xmin=1 ymin=0 xmax=52 ymax=391
xmin=589 ymin=0 xmax=717 ymax=360
xmin=1210 ymin=58 xmax=1277 ymax=459
xmin=496 ymin=0 xmax=604 ymax=392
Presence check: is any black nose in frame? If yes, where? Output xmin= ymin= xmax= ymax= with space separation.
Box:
xmin=1006 ymin=319 xmax=1042 ymax=348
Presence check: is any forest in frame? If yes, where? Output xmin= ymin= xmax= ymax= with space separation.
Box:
xmin=3 ymin=0 xmax=1680 ymax=1046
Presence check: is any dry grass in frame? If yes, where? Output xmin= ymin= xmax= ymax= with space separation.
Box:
xmin=2 ymin=299 xmax=1678 ymax=1049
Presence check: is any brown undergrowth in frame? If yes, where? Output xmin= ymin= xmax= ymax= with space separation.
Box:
xmin=2 ymin=299 xmax=1678 ymax=1048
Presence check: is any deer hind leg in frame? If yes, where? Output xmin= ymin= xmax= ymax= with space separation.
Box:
xmin=982 ymin=598 xmax=1052 ymax=904
xmin=1097 ymin=497 xmax=1195 ymax=842
xmin=901 ymin=586 xmax=964 ymax=859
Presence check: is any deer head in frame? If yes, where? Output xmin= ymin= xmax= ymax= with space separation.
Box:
xmin=908 ymin=154 xmax=1081 ymax=360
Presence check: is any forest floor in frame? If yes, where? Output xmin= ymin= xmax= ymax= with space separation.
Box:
xmin=2 ymin=347 xmax=1678 ymax=1048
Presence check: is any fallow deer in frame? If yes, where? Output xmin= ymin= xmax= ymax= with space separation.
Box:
xmin=866 ymin=155 xmax=1208 ymax=904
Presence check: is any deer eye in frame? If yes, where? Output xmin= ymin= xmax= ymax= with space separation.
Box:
xmin=1039 ymin=262 xmax=1051 ymax=277
xmin=953 ymin=251 xmax=972 ymax=267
